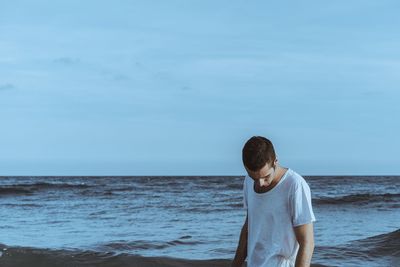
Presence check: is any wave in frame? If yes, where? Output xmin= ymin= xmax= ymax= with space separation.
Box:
xmin=2 ymin=203 xmax=42 ymax=208
xmin=0 ymin=188 xmax=33 ymax=196
xmin=0 ymin=245 xmax=228 ymax=267
xmin=0 ymin=182 xmax=91 ymax=196
xmin=314 ymin=193 xmax=400 ymax=206
xmin=8 ymin=229 xmax=397 ymax=267
xmin=95 ymin=236 xmax=205 ymax=252
xmin=0 ymin=244 xmax=328 ymax=267
xmin=315 ymin=229 xmax=400 ymax=265
xmin=349 ymin=228 xmax=400 ymax=257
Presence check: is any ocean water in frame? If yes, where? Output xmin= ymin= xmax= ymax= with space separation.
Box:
xmin=0 ymin=174 xmax=399 ymax=267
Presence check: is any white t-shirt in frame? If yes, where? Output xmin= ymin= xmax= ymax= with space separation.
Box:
xmin=243 ymin=168 xmax=316 ymax=267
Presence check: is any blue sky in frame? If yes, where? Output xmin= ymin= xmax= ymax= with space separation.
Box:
xmin=1 ymin=1 xmax=399 ymax=175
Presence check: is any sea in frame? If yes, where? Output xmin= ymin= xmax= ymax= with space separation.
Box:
xmin=0 ymin=173 xmax=399 ymax=267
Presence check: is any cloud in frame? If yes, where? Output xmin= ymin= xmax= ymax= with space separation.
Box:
xmin=0 ymin=83 xmax=15 ymax=91
xmin=181 ymin=86 xmax=191 ymax=91
xmin=113 ymin=74 xmax=130 ymax=81
xmin=53 ymin=57 xmax=80 ymax=65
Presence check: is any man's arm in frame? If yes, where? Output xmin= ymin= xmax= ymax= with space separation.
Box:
xmin=294 ymin=222 xmax=315 ymax=267
xmin=231 ymin=214 xmax=248 ymax=267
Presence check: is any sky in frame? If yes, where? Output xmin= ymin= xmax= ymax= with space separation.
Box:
xmin=0 ymin=0 xmax=399 ymax=175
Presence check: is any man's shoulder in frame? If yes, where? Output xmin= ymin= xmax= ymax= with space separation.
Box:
xmin=284 ymin=169 xmax=310 ymax=190
xmin=243 ymin=174 xmax=251 ymax=188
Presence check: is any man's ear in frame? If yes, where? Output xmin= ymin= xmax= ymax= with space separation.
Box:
xmin=273 ymin=158 xmax=278 ymax=169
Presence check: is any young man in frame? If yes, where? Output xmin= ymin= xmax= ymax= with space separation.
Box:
xmin=232 ymin=136 xmax=316 ymax=267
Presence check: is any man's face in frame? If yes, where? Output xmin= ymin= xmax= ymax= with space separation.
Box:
xmin=246 ymin=161 xmax=277 ymax=188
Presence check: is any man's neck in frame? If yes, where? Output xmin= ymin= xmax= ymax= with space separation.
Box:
xmin=255 ymin=165 xmax=287 ymax=193
xmin=271 ymin=165 xmax=284 ymax=186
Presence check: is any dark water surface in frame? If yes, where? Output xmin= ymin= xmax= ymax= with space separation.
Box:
xmin=0 ymin=175 xmax=399 ymax=266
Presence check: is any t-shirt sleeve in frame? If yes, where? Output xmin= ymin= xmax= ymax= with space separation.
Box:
xmin=290 ymin=179 xmax=316 ymax=227
xmin=243 ymin=177 xmax=248 ymax=209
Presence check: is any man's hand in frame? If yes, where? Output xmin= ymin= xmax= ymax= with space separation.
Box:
xmin=231 ymin=214 xmax=248 ymax=267
xmin=294 ymin=222 xmax=314 ymax=267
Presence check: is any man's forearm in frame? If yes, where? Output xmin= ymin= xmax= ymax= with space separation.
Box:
xmin=295 ymin=242 xmax=314 ymax=267
xmin=231 ymin=225 xmax=247 ymax=267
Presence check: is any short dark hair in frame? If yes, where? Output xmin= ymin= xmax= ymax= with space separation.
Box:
xmin=242 ymin=136 xmax=276 ymax=172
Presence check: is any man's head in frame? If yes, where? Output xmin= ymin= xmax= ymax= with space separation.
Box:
xmin=242 ymin=136 xmax=278 ymax=186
